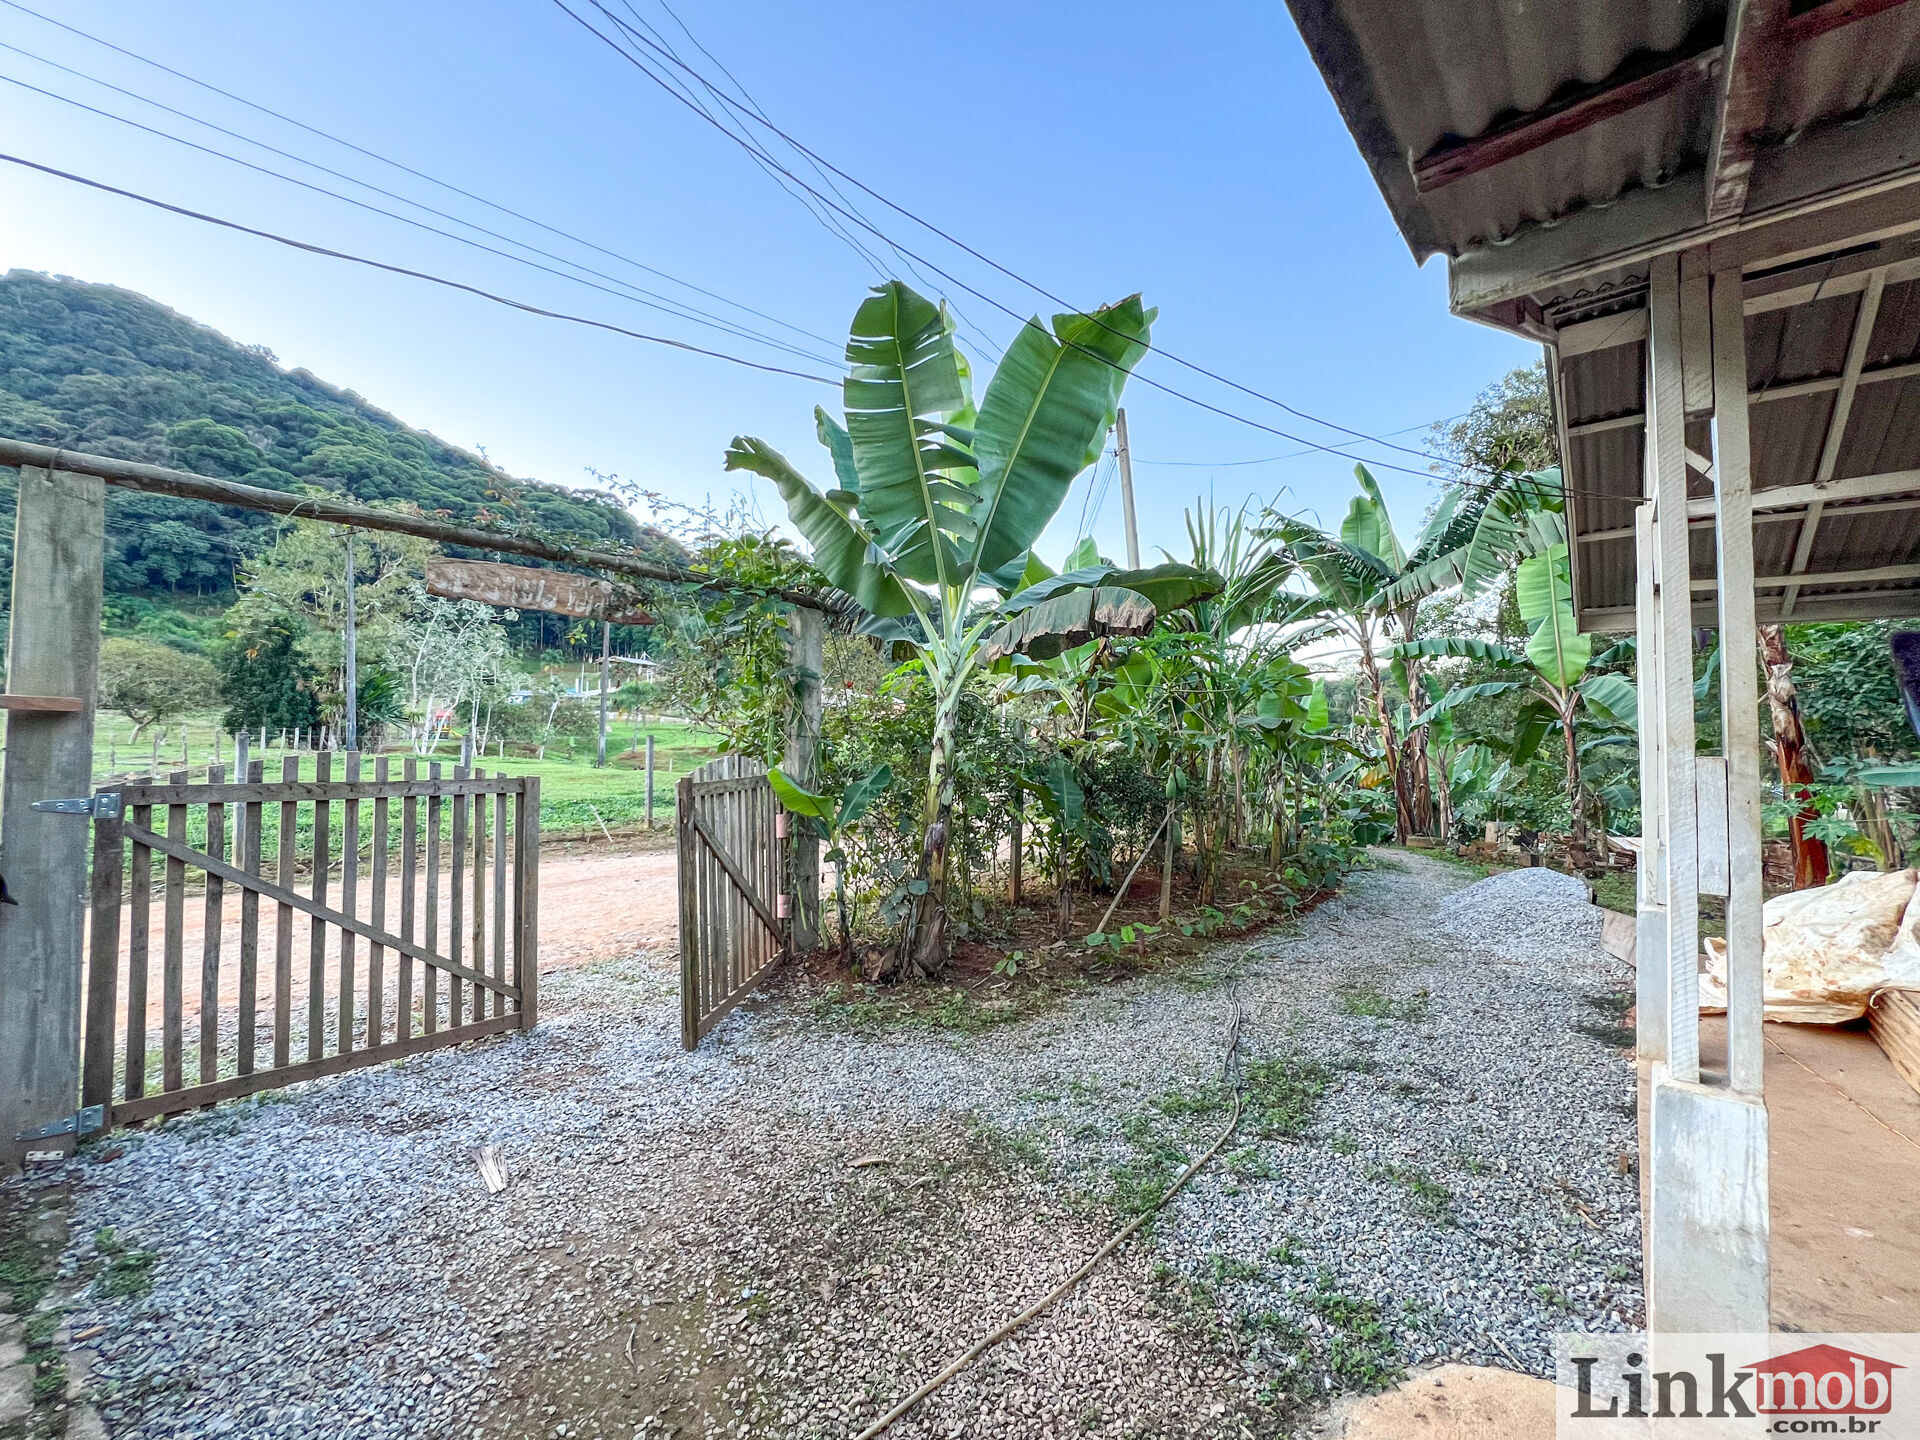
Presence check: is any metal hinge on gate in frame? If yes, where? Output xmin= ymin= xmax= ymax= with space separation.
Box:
xmin=14 ymin=1104 xmax=104 ymax=1143
xmin=29 ymin=793 xmax=119 ymax=819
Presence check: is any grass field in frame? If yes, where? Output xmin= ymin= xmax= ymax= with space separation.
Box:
xmin=1 ymin=710 xmax=729 ymax=846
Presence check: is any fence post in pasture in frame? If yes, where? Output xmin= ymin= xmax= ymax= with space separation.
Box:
xmin=645 ymin=734 xmax=655 ymax=831
xmin=783 ymin=606 xmax=823 ymax=953
xmin=461 ymin=733 xmax=474 ymax=770
xmin=596 ymin=620 xmax=610 ymax=768
xmin=150 ymin=731 xmax=160 ymax=771
xmin=233 ymin=730 xmax=250 ymax=858
xmin=0 ymin=461 xmax=104 ymax=1170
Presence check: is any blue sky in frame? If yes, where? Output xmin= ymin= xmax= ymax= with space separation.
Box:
xmin=0 ymin=0 xmax=1539 ymax=564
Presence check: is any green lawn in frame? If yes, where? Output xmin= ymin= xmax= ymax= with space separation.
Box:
xmin=3 ymin=710 xmax=729 ymax=845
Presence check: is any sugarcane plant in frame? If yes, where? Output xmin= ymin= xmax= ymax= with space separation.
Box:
xmin=728 ymin=280 xmax=1213 ymax=976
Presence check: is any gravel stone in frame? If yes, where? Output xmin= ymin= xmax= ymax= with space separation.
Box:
xmin=17 ymin=851 xmax=1638 ymax=1438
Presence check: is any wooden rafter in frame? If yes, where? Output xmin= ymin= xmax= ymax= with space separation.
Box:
xmin=1417 ymin=0 xmax=1917 ymax=196
xmin=1783 ymin=0 xmax=1917 ymax=43
xmin=1705 ymin=0 xmax=1791 ymax=222
xmin=1781 ymin=269 xmax=1887 ymax=615
xmin=1412 ymin=32 xmax=1723 ymax=193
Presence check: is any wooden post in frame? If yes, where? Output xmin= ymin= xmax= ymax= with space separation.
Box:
xmin=1158 ymin=799 xmax=1176 ymax=922
xmin=515 ymin=775 xmax=539 ymax=1030
xmin=784 ymin=607 xmax=823 ymax=953
xmin=1115 ymin=408 xmax=1140 ymax=569
xmin=1010 ymin=719 xmax=1025 ymax=906
xmin=343 ymin=530 xmax=358 ymax=754
xmin=0 ymin=463 xmax=104 ymax=1168
xmin=596 ymin=620 xmax=610 ymax=768
xmin=645 ymin=733 xmax=655 ymax=831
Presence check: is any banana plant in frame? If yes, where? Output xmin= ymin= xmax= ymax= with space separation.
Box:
xmin=1268 ymin=464 xmax=1475 ymax=842
xmin=767 ymin=763 xmax=893 ymax=965
xmin=1394 ymin=543 xmax=1634 ymax=848
xmin=728 ymin=280 xmax=1188 ymax=976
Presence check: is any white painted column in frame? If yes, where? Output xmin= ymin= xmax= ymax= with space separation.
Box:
xmin=1644 ymin=256 xmax=1772 ymax=1336
xmin=1634 ymin=501 xmax=1669 ymax=1063
xmin=1711 ymin=268 xmax=1767 ymax=1099
xmin=1648 ymin=254 xmax=1702 ymax=1084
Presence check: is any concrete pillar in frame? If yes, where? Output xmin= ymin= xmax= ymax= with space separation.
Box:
xmin=0 ymin=465 xmax=104 ymax=1170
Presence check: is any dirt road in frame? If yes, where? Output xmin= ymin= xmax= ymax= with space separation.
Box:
xmin=98 ymin=846 xmax=681 ymax=1059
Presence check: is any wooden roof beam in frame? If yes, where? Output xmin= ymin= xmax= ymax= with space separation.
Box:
xmin=1705 ymin=0 xmax=1792 ymax=222
xmin=1412 ymin=29 xmax=1724 ymax=194
xmin=1780 ymin=269 xmax=1888 ymax=614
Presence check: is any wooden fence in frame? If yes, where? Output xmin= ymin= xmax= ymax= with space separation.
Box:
xmin=677 ymin=754 xmax=784 ymax=1048
xmin=81 ymin=755 xmax=539 ymax=1126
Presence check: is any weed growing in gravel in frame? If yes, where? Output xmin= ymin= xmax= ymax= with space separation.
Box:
xmin=1334 ymin=983 xmax=1431 ymax=1022
xmin=1225 ymin=1145 xmax=1277 ymax=1181
xmin=1204 ymin=1253 xmax=1263 ymax=1283
xmin=1242 ymin=1057 xmax=1332 ymax=1139
xmin=1333 ymin=1050 xmax=1380 ymax=1074
xmin=1325 ymin=1131 xmax=1359 ymax=1156
xmin=1367 ymin=1163 xmax=1454 ymax=1222
xmin=1241 ymin=1271 xmax=1404 ymax=1408
xmin=1267 ymin=1238 xmax=1305 ymax=1266
xmin=1305 ymin=1273 xmax=1404 ymax=1392
xmin=94 ymin=1226 xmax=160 ymax=1299
xmin=1533 ymin=1283 xmax=1572 ymax=1310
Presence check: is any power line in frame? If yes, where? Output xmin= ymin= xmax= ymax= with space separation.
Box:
xmin=0 ymin=64 xmax=846 ymax=369
xmin=1134 ymin=415 xmax=1469 ymax=468
xmin=557 ymin=0 xmax=1458 ymax=474
xmin=587 ymin=0 xmax=1006 ymax=363
xmin=0 ymin=151 xmax=840 ymax=384
xmin=0 ymin=0 xmax=839 ymax=351
xmin=548 ymin=0 xmax=1478 ymax=487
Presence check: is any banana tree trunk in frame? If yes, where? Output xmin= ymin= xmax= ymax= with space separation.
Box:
xmin=1758 ymin=624 xmax=1829 ymax=888
xmin=1559 ymin=699 xmax=1589 ymax=850
xmin=1355 ymin=629 xmax=1414 ymax=843
xmin=907 ymin=676 xmax=963 ymax=976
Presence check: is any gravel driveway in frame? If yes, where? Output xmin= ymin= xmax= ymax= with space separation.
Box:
xmin=28 ymin=851 xmax=1640 ymax=1440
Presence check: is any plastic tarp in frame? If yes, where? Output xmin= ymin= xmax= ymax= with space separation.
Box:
xmin=1700 ymin=868 xmax=1918 ymax=1024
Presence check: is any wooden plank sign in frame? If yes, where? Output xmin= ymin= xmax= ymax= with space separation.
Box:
xmin=425 ymin=558 xmax=653 ymax=625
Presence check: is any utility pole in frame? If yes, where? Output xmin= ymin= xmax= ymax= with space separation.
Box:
xmin=596 ymin=620 xmax=611 ymax=767
xmin=342 ymin=529 xmax=359 ymax=753
xmin=1115 ymin=407 xmax=1140 ymax=568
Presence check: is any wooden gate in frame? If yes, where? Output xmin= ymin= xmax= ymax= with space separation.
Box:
xmin=79 ymin=754 xmax=539 ymax=1128
xmin=677 ymin=754 xmax=785 ymax=1049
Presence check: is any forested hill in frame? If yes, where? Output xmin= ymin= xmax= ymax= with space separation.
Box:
xmin=0 ymin=270 xmax=667 ymax=602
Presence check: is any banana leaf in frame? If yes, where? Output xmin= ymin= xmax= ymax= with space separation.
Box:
xmin=1517 ymin=545 xmax=1591 ymax=688
xmin=1410 ymin=680 xmax=1526 ymax=728
xmin=1002 ymin=561 xmax=1220 ymax=616
xmin=842 ymin=281 xmax=974 ymax=589
xmin=1390 ymin=635 xmax=1528 ymax=667
xmin=1340 ymin=464 xmax=1407 ymax=569
xmin=1578 ymin=672 xmax=1637 ymax=729
xmin=971 ymin=297 xmax=1154 ymax=577
xmin=723 ymin=437 xmax=913 ymax=616
xmin=980 ymin=586 xmax=1156 ymax=663
xmin=1511 ymin=701 xmax=1557 ymax=764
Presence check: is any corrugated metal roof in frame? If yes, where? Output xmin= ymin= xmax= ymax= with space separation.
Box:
xmin=1561 ymin=256 xmax=1920 ymax=628
xmin=1288 ymin=0 xmax=1920 ymax=260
